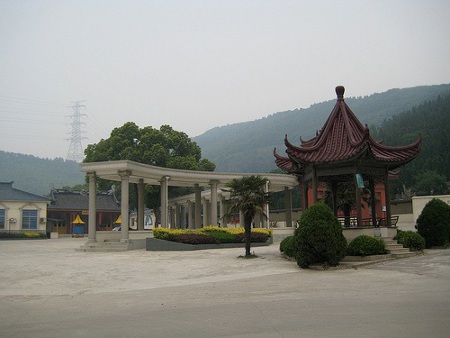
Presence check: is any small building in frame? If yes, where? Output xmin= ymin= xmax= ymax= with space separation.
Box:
xmin=47 ymin=189 xmax=121 ymax=235
xmin=0 ymin=181 xmax=49 ymax=233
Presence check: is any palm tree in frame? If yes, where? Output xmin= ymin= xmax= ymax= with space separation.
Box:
xmin=223 ymin=175 xmax=270 ymax=257
xmin=323 ymin=181 xmax=373 ymax=226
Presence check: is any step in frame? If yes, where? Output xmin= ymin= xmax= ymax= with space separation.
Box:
xmin=390 ymin=252 xmax=417 ymax=258
xmin=386 ymin=246 xmax=409 ymax=252
xmin=383 ymin=239 xmax=398 ymax=245
xmin=76 ymin=241 xmax=130 ymax=252
xmin=76 ymin=247 xmax=128 ymax=252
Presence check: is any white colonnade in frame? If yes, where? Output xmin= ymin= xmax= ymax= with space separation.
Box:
xmin=81 ymin=160 xmax=298 ymax=242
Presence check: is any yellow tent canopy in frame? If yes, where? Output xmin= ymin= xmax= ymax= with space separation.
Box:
xmin=72 ymin=214 xmax=85 ymax=224
xmin=114 ymin=215 xmax=122 ymax=224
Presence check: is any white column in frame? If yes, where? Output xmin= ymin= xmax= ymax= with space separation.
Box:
xmin=160 ymin=176 xmax=169 ymax=228
xmin=173 ymin=204 xmax=179 ymax=229
xmin=119 ymin=170 xmax=131 ymax=242
xmin=138 ymin=179 xmax=145 ymax=231
xmin=254 ymin=213 xmax=261 ymax=228
xmin=180 ymin=204 xmax=186 ymax=229
xmin=210 ymin=180 xmax=218 ymax=226
xmin=219 ymin=195 xmax=225 ymax=227
xmin=168 ymin=206 xmax=174 ymax=229
xmin=187 ymin=200 xmax=193 ymax=229
xmin=202 ymin=197 xmax=208 ymax=227
xmin=264 ymin=181 xmax=270 ymax=228
xmin=194 ymin=184 xmax=202 ymax=228
xmin=87 ymin=172 xmax=97 ymax=243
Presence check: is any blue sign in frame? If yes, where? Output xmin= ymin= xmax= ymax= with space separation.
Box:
xmin=356 ymin=173 xmax=364 ymax=188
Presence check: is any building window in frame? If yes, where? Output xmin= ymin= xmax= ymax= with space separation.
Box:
xmin=0 ymin=209 xmax=5 ymax=229
xmin=22 ymin=209 xmax=37 ymax=229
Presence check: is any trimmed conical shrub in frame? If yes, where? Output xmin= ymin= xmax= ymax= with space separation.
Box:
xmin=417 ymin=198 xmax=450 ymax=248
xmin=294 ymin=202 xmax=347 ymax=268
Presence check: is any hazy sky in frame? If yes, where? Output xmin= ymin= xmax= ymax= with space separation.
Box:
xmin=1 ymin=0 xmax=449 ymax=160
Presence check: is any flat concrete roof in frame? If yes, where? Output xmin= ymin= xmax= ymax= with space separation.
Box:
xmin=81 ymin=160 xmax=299 ymax=191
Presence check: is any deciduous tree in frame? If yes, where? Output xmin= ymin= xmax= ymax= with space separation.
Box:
xmin=84 ymin=122 xmax=215 ymax=211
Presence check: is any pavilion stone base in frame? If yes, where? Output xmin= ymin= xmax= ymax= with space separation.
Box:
xmin=343 ymin=227 xmax=397 ymax=242
xmin=271 ymin=227 xmax=296 ymax=242
xmin=268 ymin=227 xmax=397 ymax=243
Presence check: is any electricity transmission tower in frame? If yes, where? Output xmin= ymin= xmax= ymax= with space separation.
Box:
xmin=66 ymin=101 xmax=87 ymax=162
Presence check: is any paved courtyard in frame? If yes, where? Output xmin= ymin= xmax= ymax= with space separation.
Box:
xmin=1 ymin=238 xmax=449 ymax=337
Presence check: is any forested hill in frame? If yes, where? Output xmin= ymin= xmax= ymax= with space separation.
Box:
xmin=371 ymin=91 xmax=450 ymax=190
xmin=0 ymin=152 xmax=84 ymax=196
xmin=193 ymin=83 xmax=450 ymax=173
xmin=2 ymin=84 xmax=449 ymax=196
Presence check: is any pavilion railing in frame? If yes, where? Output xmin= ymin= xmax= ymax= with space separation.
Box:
xmin=338 ymin=215 xmax=399 ymax=228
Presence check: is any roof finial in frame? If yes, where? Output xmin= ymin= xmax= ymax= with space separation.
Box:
xmin=336 ymin=86 xmax=345 ymax=100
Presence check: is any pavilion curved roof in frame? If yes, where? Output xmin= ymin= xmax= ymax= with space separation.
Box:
xmin=274 ymin=86 xmax=421 ymax=172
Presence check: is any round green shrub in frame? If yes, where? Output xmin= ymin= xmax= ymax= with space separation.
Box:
xmin=396 ymin=230 xmax=425 ymax=251
xmin=347 ymin=235 xmax=386 ymax=256
xmin=279 ymin=235 xmax=295 ymax=258
xmin=402 ymin=232 xmax=426 ymax=251
xmin=417 ymin=198 xmax=450 ymax=248
xmin=294 ymin=202 xmax=347 ymax=268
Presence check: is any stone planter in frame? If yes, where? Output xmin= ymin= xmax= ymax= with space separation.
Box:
xmin=146 ymin=237 xmax=273 ymax=251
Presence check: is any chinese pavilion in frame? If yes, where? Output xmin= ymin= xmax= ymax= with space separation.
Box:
xmin=274 ymin=86 xmax=421 ymax=228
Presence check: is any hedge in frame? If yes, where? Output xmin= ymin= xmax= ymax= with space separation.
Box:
xmin=153 ymin=226 xmax=271 ymax=245
xmin=395 ymin=230 xmax=426 ymax=251
xmin=347 ymin=235 xmax=386 ymax=256
xmin=279 ymin=235 xmax=295 ymax=258
xmin=294 ymin=202 xmax=347 ymax=268
xmin=417 ymin=198 xmax=450 ymax=248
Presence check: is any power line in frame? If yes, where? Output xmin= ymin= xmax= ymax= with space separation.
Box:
xmin=0 ymin=94 xmax=67 ymax=106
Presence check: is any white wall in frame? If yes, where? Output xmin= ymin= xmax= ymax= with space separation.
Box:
xmin=412 ymin=195 xmax=450 ymax=223
xmin=0 ymin=200 xmax=48 ymax=231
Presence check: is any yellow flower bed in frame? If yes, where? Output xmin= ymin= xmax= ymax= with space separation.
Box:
xmin=153 ymin=226 xmax=271 ymax=239
xmin=23 ymin=231 xmax=41 ymax=238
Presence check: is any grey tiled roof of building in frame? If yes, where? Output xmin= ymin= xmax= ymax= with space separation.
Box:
xmin=49 ymin=190 xmax=120 ymax=211
xmin=0 ymin=182 xmax=49 ymax=202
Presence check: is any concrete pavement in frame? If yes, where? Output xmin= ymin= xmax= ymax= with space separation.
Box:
xmin=1 ymin=238 xmax=449 ymax=337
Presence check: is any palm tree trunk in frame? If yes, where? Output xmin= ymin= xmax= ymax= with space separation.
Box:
xmin=244 ymin=214 xmax=252 ymax=256
xmin=343 ymin=204 xmax=351 ymax=226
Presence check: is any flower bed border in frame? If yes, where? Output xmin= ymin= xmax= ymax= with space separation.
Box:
xmin=146 ymin=237 xmax=273 ymax=251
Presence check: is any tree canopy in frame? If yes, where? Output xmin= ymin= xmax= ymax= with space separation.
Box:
xmin=371 ymin=91 xmax=450 ymax=197
xmin=413 ymin=170 xmax=448 ymax=196
xmin=84 ymin=122 xmax=216 ymax=210
xmin=84 ymin=122 xmax=215 ymax=171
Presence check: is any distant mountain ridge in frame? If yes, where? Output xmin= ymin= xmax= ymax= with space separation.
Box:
xmin=193 ymin=83 xmax=450 ymax=172
xmin=0 ymin=152 xmax=84 ymax=196
xmin=2 ymin=83 xmax=449 ymax=195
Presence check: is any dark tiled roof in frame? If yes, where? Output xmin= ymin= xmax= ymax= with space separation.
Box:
xmin=0 ymin=182 xmax=49 ymax=202
xmin=273 ymin=150 xmax=297 ymax=173
xmin=274 ymin=86 xmax=421 ymax=171
xmin=48 ymin=190 xmax=120 ymax=211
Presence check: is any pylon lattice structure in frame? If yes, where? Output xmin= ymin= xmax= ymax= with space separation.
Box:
xmin=66 ymin=101 xmax=87 ymax=162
